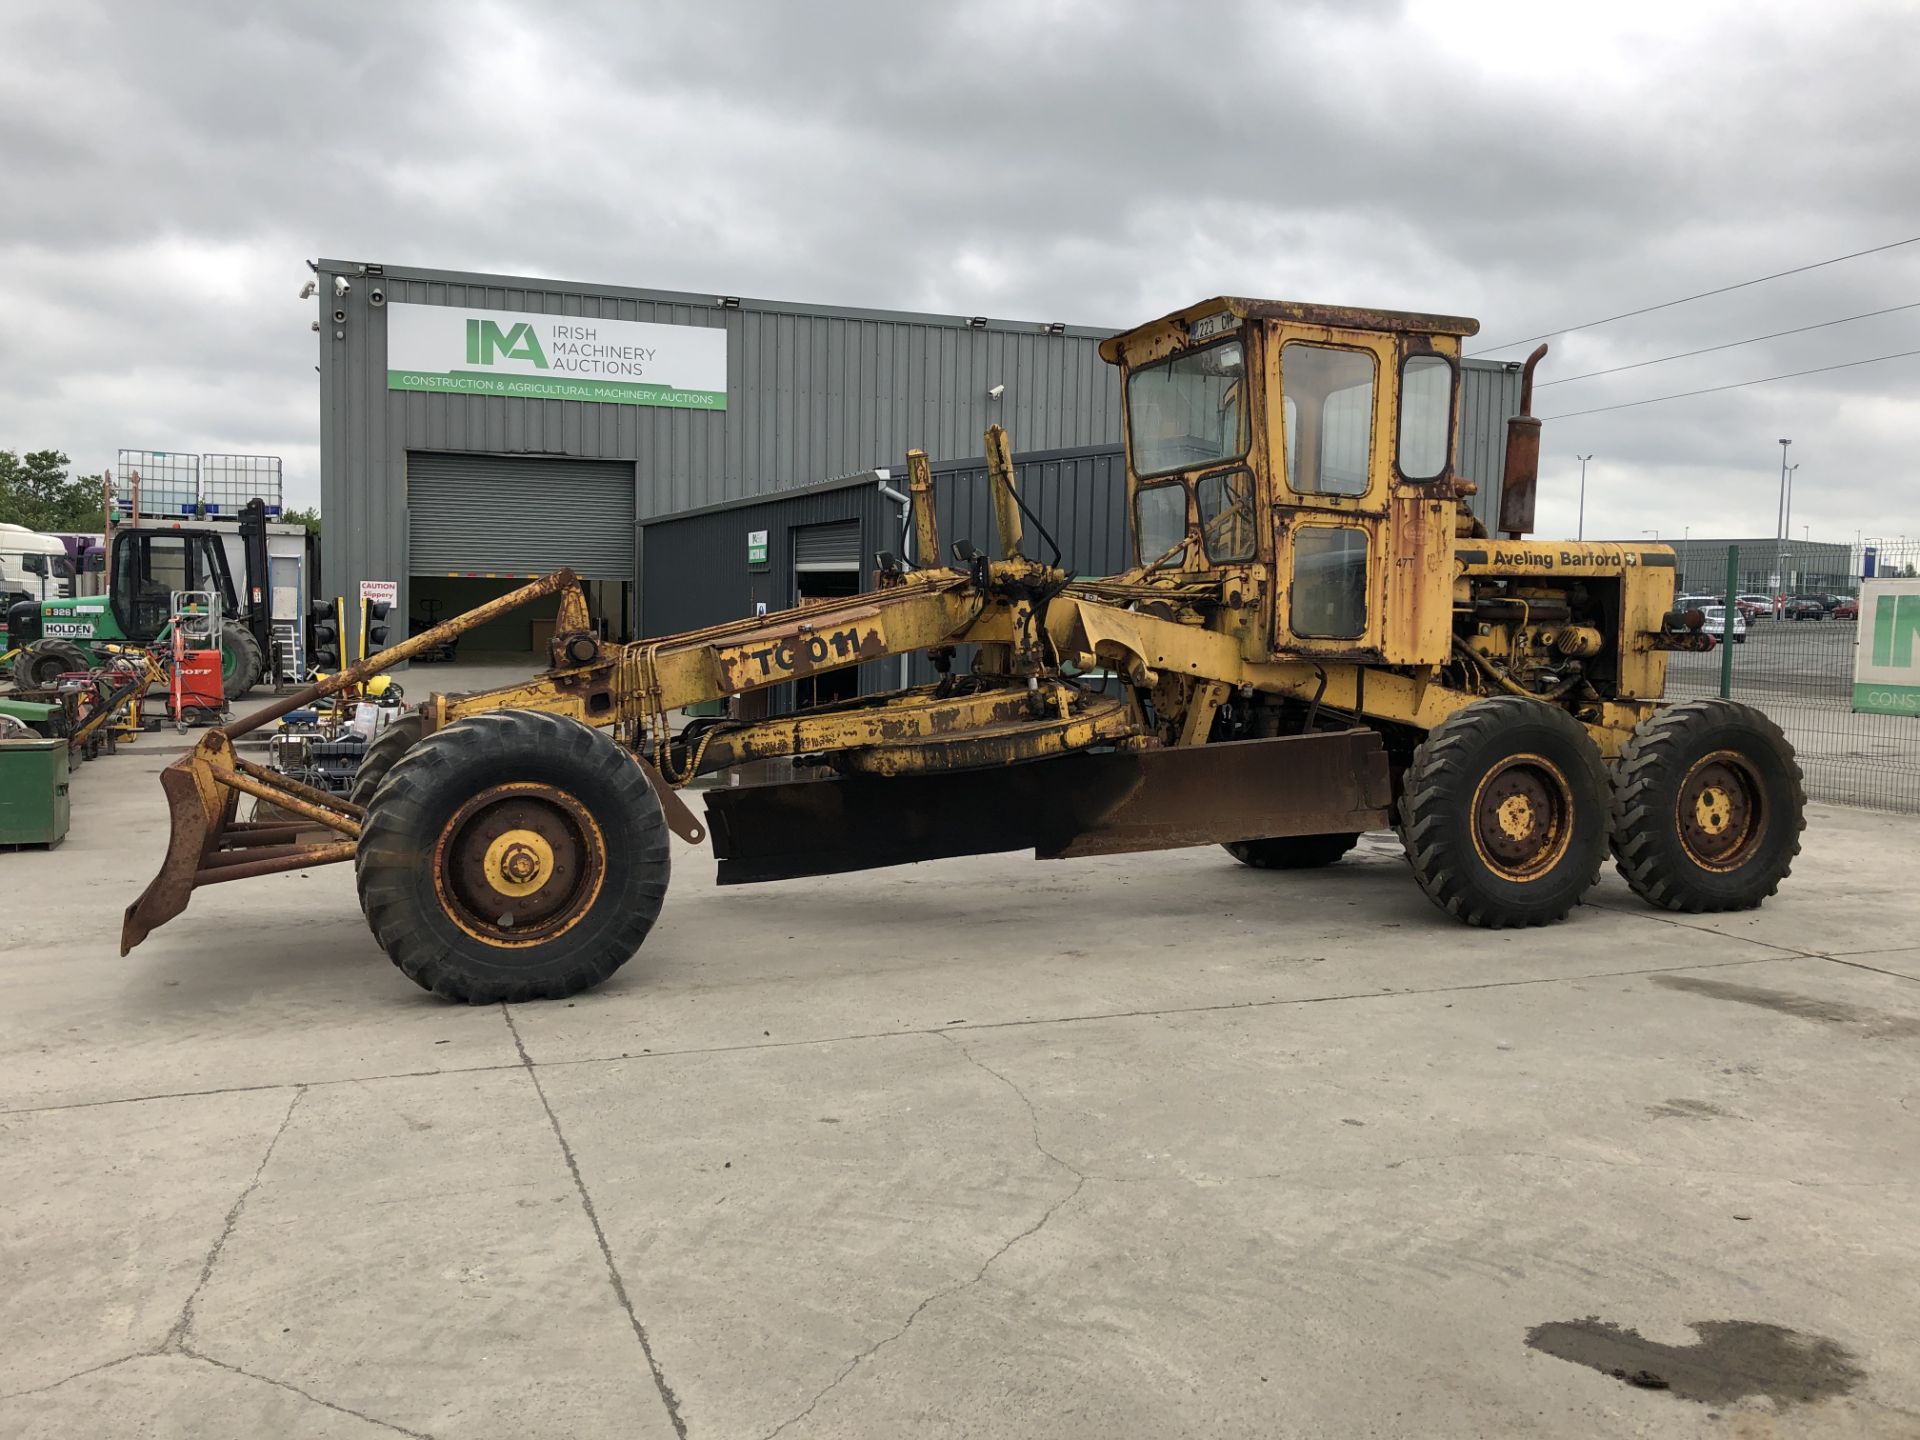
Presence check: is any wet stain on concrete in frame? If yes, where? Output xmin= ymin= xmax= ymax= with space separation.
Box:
xmin=1525 ymin=1317 xmax=1864 ymax=1405
xmin=1645 ymin=1097 xmax=1738 ymax=1121
xmin=1652 ymin=975 xmax=1920 ymax=1038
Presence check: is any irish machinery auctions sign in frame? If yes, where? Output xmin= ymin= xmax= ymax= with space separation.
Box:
xmin=386 ymin=303 xmax=727 ymax=409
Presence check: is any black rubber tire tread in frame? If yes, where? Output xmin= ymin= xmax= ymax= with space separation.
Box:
xmin=220 ymin=622 xmax=265 ymax=700
xmin=1609 ymin=699 xmax=1805 ymax=913
xmin=348 ymin=712 xmax=425 ymax=810
xmin=1223 ymin=832 xmax=1361 ymax=870
xmin=14 ymin=639 xmax=90 ymax=688
xmin=1396 ymin=696 xmax=1609 ymax=928
xmin=356 ymin=711 xmax=670 ymax=1003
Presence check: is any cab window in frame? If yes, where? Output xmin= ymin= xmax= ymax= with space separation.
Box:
xmin=1196 ymin=470 xmax=1256 ymax=563
xmin=1281 ymin=343 xmax=1375 ymax=497
xmin=1292 ymin=526 xmax=1368 ymax=638
xmin=1126 ymin=341 xmax=1248 ymax=478
xmin=1398 ymin=354 xmax=1454 ymax=480
xmin=1134 ymin=482 xmax=1188 ymax=567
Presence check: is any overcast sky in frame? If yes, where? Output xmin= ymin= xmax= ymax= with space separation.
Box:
xmin=3 ymin=0 xmax=1917 ymax=550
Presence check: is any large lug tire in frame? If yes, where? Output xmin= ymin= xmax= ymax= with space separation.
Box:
xmin=219 ymin=622 xmax=265 ymax=700
xmin=356 ymin=711 xmax=670 ymax=1004
xmin=1224 ymin=832 xmax=1361 ymax=870
xmin=348 ymin=712 xmax=425 ymax=810
xmin=13 ymin=639 xmax=90 ymax=688
xmin=1609 ymin=700 xmax=1805 ymax=913
xmin=1397 ymin=696 xmax=1609 ymax=928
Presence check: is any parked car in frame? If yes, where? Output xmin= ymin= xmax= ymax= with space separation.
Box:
xmin=1831 ymin=597 xmax=1859 ymax=620
xmin=1700 ymin=604 xmax=1747 ymax=644
xmin=1737 ymin=594 xmax=1776 ymax=620
xmin=1785 ymin=597 xmax=1826 ymax=620
xmin=1676 ymin=594 xmax=1720 ymax=613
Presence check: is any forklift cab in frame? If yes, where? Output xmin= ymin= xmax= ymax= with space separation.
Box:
xmin=109 ymin=527 xmax=240 ymax=640
xmin=1103 ymin=297 xmax=1478 ymax=670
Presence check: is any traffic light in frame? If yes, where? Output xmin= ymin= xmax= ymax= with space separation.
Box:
xmin=310 ymin=597 xmax=341 ymax=671
xmin=360 ymin=599 xmax=392 ymax=660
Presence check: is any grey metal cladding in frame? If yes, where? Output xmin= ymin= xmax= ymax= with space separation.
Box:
xmin=407 ymin=453 xmax=635 ymax=579
xmin=1456 ymin=362 xmax=1522 ymax=531
xmin=318 ymin=259 xmax=1120 ymax=606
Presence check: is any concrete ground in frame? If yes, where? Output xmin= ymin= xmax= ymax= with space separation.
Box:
xmin=3 ymin=749 xmax=1918 ymax=1439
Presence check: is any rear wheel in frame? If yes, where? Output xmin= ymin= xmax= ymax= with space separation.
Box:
xmin=1610 ymin=700 xmax=1804 ymax=912
xmin=1224 ymin=832 xmax=1360 ymax=869
xmin=13 ymin=639 xmax=89 ymax=688
xmin=1397 ymin=696 xmax=1609 ymax=928
xmin=348 ymin=712 xmax=424 ymax=809
xmin=219 ymin=622 xmax=264 ymax=699
xmin=356 ymin=711 xmax=670 ymax=1003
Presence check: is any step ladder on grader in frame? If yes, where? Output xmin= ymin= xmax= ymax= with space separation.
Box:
xmin=122 ymin=295 xmax=1805 ymax=1003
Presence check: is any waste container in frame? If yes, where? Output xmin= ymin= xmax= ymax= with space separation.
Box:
xmin=0 ymin=737 xmax=71 ymax=846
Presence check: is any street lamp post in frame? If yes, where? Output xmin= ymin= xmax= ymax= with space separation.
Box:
xmin=1775 ymin=439 xmax=1792 ymax=594
xmin=1576 ymin=454 xmax=1593 ymax=541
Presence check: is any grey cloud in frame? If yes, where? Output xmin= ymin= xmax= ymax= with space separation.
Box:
xmin=1 ymin=0 xmax=1915 ymax=539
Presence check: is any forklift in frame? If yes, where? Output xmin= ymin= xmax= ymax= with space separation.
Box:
xmin=5 ymin=499 xmax=313 ymax=698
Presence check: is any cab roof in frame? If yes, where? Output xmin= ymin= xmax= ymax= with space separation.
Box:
xmin=1099 ymin=296 xmax=1481 ymax=364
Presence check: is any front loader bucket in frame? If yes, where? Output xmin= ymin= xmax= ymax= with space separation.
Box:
xmin=703 ymin=729 xmax=1393 ymax=884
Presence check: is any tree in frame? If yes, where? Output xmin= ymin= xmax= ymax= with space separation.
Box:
xmin=281 ymin=505 xmax=321 ymax=536
xmin=0 ymin=450 xmax=108 ymax=532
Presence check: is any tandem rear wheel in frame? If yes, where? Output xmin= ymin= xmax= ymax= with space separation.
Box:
xmin=1609 ymin=699 xmax=1805 ymax=912
xmin=355 ymin=711 xmax=671 ymax=1003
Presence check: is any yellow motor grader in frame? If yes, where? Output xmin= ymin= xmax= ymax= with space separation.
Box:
xmin=123 ymin=296 xmax=1804 ymax=1003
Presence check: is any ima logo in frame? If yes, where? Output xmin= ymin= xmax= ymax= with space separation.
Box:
xmin=465 ymin=318 xmax=549 ymax=368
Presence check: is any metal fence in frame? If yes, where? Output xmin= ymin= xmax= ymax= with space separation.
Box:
xmin=1664 ymin=540 xmax=1920 ymax=813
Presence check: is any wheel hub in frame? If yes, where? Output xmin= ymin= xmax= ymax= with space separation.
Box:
xmin=1677 ymin=752 xmax=1762 ymax=870
xmin=433 ymin=784 xmax=607 ymax=944
xmin=1471 ymin=754 xmax=1573 ymax=881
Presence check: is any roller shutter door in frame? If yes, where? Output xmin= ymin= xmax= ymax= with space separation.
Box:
xmin=407 ymin=453 xmax=635 ymax=579
xmin=792 ymin=521 xmax=862 ymax=571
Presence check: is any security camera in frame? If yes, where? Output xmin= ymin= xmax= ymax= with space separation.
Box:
xmin=298 ymin=279 xmax=316 ymax=300
xmin=368 ymin=287 xmax=385 ymax=307
xmin=988 ymin=384 xmax=1006 ymax=401
xmin=333 ymin=275 xmax=351 ymax=298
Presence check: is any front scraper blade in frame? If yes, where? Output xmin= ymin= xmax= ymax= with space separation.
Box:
xmin=703 ymin=729 xmax=1392 ymax=884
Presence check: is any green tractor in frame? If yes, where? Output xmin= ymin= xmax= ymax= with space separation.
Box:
xmin=5 ymin=501 xmax=291 ymax=698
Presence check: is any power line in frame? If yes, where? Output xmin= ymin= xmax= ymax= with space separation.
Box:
xmin=1535 ymin=302 xmax=1920 ymax=387
xmin=1468 ymin=234 xmax=1920 ymax=356
xmin=1539 ymin=349 xmax=1920 ymax=420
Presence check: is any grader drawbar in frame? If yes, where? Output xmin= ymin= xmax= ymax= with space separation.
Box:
xmin=126 ymin=296 xmax=1805 ymax=1004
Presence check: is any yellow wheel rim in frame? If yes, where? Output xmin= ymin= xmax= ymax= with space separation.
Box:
xmin=1469 ymin=752 xmax=1576 ymax=883
xmin=1675 ymin=750 xmax=1764 ymax=872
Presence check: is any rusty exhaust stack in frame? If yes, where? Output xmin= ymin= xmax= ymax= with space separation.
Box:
xmin=1496 ymin=343 xmax=1550 ymax=539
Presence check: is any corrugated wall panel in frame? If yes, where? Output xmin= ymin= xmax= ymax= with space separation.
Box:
xmin=1458 ymin=361 xmax=1521 ymax=532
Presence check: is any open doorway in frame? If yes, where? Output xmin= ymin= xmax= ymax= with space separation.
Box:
xmin=792 ymin=521 xmax=862 ymax=706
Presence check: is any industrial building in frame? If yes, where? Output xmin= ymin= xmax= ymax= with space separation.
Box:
xmin=1661 ymin=536 xmax=1860 ymax=598
xmin=316 ymin=260 xmax=1522 ymax=658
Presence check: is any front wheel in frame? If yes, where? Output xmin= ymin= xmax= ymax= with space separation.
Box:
xmin=1609 ymin=700 xmax=1804 ymax=913
xmin=1397 ymin=697 xmax=1609 ymax=928
xmin=12 ymin=639 xmax=90 ymax=688
xmin=356 ymin=711 xmax=671 ymax=1003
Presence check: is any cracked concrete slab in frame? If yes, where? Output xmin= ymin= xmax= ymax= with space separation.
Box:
xmin=181 ymin=1066 xmax=681 ymax=1440
xmin=0 ymin=1352 xmax=409 ymax=1438
xmin=532 ymin=1032 xmax=1080 ymax=1440
xmin=0 ymin=1086 xmax=298 ymax=1395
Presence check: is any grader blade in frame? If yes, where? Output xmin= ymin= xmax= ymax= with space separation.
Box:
xmin=703 ymin=729 xmax=1391 ymax=884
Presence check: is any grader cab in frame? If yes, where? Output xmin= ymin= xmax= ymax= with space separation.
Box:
xmin=124 ymin=296 xmax=1805 ymax=1003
